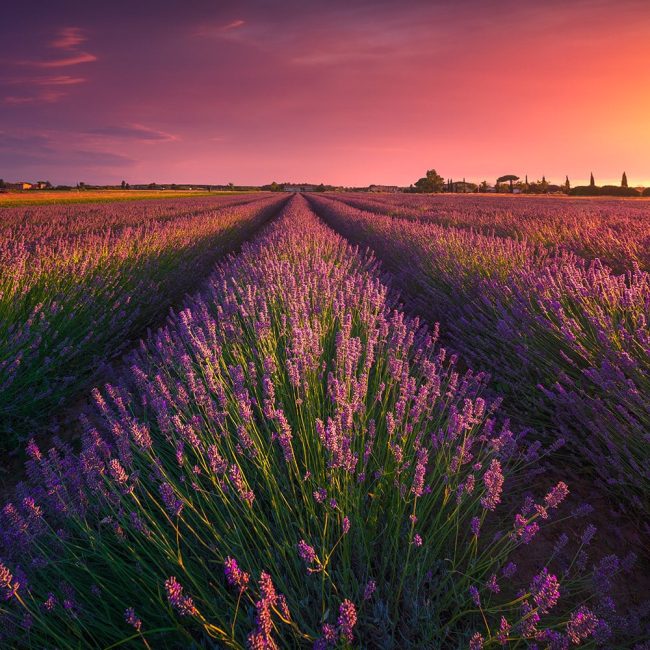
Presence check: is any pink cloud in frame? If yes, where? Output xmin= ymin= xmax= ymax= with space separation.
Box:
xmin=51 ymin=27 xmax=87 ymax=50
xmin=2 ymin=90 xmax=65 ymax=105
xmin=26 ymin=52 xmax=97 ymax=68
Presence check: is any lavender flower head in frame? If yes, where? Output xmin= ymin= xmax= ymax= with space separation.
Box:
xmin=297 ymin=540 xmax=317 ymax=565
xmin=480 ymin=459 xmax=504 ymax=511
xmin=566 ymin=606 xmax=599 ymax=644
xmin=224 ymin=556 xmax=250 ymax=593
xmin=165 ymin=576 xmax=198 ymax=617
xmin=124 ymin=607 xmax=142 ymax=631
xmin=529 ymin=568 xmax=560 ymax=613
xmin=338 ymin=599 xmax=357 ymax=643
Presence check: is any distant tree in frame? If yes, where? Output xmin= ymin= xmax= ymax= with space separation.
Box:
xmin=642 ymin=187 xmax=650 ymax=197
xmin=414 ymin=169 xmax=445 ymax=193
xmin=148 ymin=182 xmax=157 ymax=190
xmin=600 ymin=185 xmax=639 ymax=197
xmin=590 ymin=172 xmax=595 ymax=187
xmin=0 ymin=179 xmax=5 ymax=189
xmin=77 ymin=182 xmax=86 ymax=190
xmin=227 ymin=182 xmax=235 ymax=190
xmin=621 ymin=171 xmax=628 ymax=188
xmin=541 ymin=176 xmax=549 ymax=193
xmin=479 ymin=180 xmax=488 ymax=192
xmin=497 ymin=175 xmax=520 ymax=193
xmin=564 ymin=176 xmax=571 ymax=193
xmin=121 ymin=180 xmax=126 ymax=189
xmin=125 ymin=183 xmax=131 ymax=190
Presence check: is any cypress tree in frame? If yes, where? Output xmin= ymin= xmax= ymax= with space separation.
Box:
xmin=622 ymin=171 xmax=628 ymax=188
xmin=590 ymin=172 xmax=595 ymax=187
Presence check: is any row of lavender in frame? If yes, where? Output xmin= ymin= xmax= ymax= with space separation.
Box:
xmin=0 ymin=194 xmax=285 ymax=451
xmin=1 ymin=196 xmax=631 ymax=647
xmin=333 ymin=193 xmax=650 ymax=273
xmin=308 ymin=194 xmax=650 ymax=525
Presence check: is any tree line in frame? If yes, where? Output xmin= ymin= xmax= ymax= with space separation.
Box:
xmin=410 ymin=170 xmax=647 ymax=196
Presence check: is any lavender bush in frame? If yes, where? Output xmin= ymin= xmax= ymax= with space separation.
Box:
xmin=0 ymin=197 xmax=625 ymax=648
xmin=308 ymin=194 xmax=650 ymax=525
xmin=332 ymin=193 xmax=650 ymax=273
xmin=0 ymin=194 xmax=285 ymax=449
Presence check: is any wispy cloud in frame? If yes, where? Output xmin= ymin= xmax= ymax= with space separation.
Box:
xmin=195 ymin=18 xmax=246 ymax=37
xmin=85 ymin=124 xmax=178 ymax=143
xmin=0 ymin=130 xmax=136 ymax=169
xmin=2 ymin=27 xmax=95 ymax=104
xmin=26 ymin=52 xmax=97 ymax=68
xmin=50 ymin=26 xmax=87 ymax=50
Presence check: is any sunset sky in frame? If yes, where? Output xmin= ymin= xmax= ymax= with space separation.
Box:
xmin=1 ymin=0 xmax=649 ymax=186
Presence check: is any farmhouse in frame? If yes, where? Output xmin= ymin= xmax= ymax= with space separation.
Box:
xmin=5 ymin=182 xmax=34 ymax=190
xmin=368 ymin=185 xmax=402 ymax=193
xmin=284 ymin=184 xmax=317 ymax=192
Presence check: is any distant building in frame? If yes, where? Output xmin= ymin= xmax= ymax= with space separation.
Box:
xmin=368 ymin=185 xmax=402 ymax=193
xmin=284 ymin=184 xmax=317 ymax=192
xmin=5 ymin=182 xmax=34 ymax=190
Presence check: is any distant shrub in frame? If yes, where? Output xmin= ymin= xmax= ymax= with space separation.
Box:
xmin=599 ymin=185 xmax=640 ymax=197
xmin=570 ymin=185 xmax=640 ymax=197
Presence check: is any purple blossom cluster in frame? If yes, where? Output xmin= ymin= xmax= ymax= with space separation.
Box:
xmin=0 ymin=193 xmax=283 ymax=449
xmin=308 ymin=192 xmax=650 ymax=522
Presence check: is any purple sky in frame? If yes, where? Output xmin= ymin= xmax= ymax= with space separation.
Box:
xmin=1 ymin=0 xmax=650 ymax=186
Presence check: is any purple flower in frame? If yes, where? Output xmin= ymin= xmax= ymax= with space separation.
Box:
xmin=342 ymin=516 xmax=351 ymax=534
xmin=566 ymin=606 xmax=599 ymax=644
xmin=207 ymin=444 xmax=227 ymax=475
xmin=496 ymin=616 xmax=511 ymax=645
xmin=43 ymin=593 xmax=57 ymax=611
xmin=553 ymin=533 xmax=569 ymax=554
xmin=249 ymin=572 xmax=278 ymax=648
xmin=469 ymin=585 xmax=481 ymax=607
xmin=519 ymin=600 xmax=540 ymax=638
xmin=229 ymin=464 xmax=255 ymax=506
xmin=337 ymin=599 xmax=357 ymax=643
xmin=411 ymin=447 xmax=428 ymax=497
xmin=412 ymin=533 xmax=423 ymax=547
xmin=0 ymin=562 xmax=19 ymax=600
xmin=580 ymin=524 xmax=597 ymax=546
xmin=109 ymin=458 xmax=129 ymax=485
xmin=486 ymin=574 xmax=500 ymax=594
xmin=313 ymin=488 xmax=327 ymax=503
xmin=469 ymin=632 xmax=484 ymax=649
xmin=363 ymin=579 xmax=376 ymax=601
xmin=470 ymin=516 xmax=481 ymax=537
xmin=502 ymin=562 xmax=517 ymax=578
xmin=480 ymin=459 xmax=503 ymax=511
xmin=165 ymin=576 xmax=198 ymax=616
xmin=224 ymin=556 xmax=250 ymax=592
xmin=529 ymin=568 xmax=560 ymax=613
xmin=544 ymin=481 xmax=569 ymax=510
xmin=124 ymin=607 xmax=142 ymax=631
xmin=159 ymin=482 xmax=183 ymax=517
xmin=297 ymin=540 xmax=317 ymax=565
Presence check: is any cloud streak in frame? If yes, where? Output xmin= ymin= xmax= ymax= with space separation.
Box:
xmin=86 ymin=124 xmax=178 ymax=142
xmin=25 ymin=52 xmax=97 ymax=68
xmin=3 ymin=27 xmax=95 ymax=104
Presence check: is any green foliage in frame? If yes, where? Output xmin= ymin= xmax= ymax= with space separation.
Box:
xmin=413 ymin=169 xmax=445 ymax=193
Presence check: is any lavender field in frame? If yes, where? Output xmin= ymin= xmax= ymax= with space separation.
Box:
xmin=1 ymin=193 xmax=648 ymax=648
